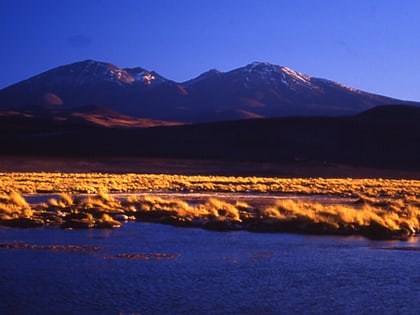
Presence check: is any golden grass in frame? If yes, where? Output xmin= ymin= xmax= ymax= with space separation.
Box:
xmin=0 ymin=172 xmax=419 ymax=198
xmin=0 ymin=172 xmax=419 ymax=238
xmin=261 ymin=196 xmax=420 ymax=234
xmin=0 ymin=191 xmax=33 ymax=219
xmin=20 ymin=191 xmax=420 ymax=237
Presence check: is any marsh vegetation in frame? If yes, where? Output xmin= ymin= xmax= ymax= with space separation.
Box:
xmin=0 ymin=172 xmax=419 ymax=239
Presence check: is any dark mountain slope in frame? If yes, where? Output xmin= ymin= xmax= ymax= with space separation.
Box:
xmin=0 ymin=105 xmax=419 ymax=170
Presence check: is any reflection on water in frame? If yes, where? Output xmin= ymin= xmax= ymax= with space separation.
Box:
xmin=1 ymin=223 xmax=420 ymax=314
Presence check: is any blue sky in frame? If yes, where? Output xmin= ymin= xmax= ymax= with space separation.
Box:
xmin=1 ymin=0 xmax=420 ymax=101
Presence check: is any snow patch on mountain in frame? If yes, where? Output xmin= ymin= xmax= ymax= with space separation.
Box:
xmin=104 ymin=64 xmax=161 ymax=86
xmin=239 ymin=62 xmax=315 ymax=91
xmin=311 ymin=77 xmax=363 ymax=94
xmin=280 ymin=66 xmax=311 ymax=86
xmin=105 ymin=64 xmax=135 ymax=85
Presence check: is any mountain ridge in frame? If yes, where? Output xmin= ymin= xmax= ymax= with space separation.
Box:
xmin=0 ymin=60 xmax=418 ymax=123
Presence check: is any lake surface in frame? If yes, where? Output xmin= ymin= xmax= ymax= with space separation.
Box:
xmin=1 ymin=223 xmax=420 ymax=315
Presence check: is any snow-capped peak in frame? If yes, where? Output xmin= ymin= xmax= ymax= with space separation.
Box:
xmin=247 ymin=61 xmax=273 ymax=69
xmin=238 ymin=62 xmax=314 ymax=90
xmin=36 ymin=60 xmax=163 ymax=87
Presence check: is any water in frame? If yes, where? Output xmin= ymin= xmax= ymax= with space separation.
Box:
xmin=1 ymin=223 xmax=420 ymax=314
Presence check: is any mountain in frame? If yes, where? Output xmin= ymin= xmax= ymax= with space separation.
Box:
xmin=0 ymin=60 xmax=418 ymax=123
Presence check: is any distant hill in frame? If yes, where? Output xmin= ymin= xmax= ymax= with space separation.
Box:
xmin=0 ymin=105 xmax=419 ymax=170
xmin=357 ymin=104 xmax=420 ymax=121
xmin=0 ymin=105 xmax=181 ymax=128
xmin=1 ymin=60 xmax=418 ymax=123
